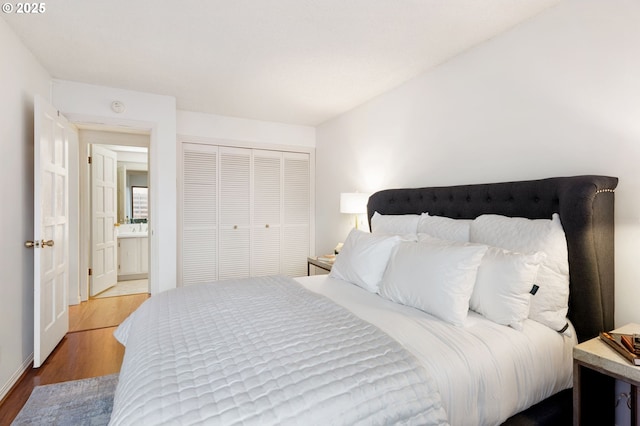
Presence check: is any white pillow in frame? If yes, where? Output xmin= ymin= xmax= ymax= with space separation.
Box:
xmin=379 ymin=239 xmax=488 ymax=326
xmin=417 ymin=213 xmax=472 ymax=242
xmin=329 ymin=228 xmax=401 ymax=293
xmin=470 ymin=247 xmax=545 ymax=330
xmin=469 ymin=213 xmax=570 ymax=332
xmin=371 ymin=211 xmax=420 ymax=235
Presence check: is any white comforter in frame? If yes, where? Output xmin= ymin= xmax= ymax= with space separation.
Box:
xmin=297 ymin=275 xmax=576 ymax=426
xmin=110 ymin=275 xmax=449 ymax=425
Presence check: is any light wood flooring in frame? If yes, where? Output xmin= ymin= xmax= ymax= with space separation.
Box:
xmin=0 ymin=293 xmax=148 ymax=425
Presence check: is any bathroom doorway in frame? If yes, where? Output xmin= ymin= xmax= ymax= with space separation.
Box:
xmin=78 ymin=128 xmax=150 ymax=300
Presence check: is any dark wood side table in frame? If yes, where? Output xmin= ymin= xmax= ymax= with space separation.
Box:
xmin=307 ymin=257 xmax=333 ymax=275
xmin=573 ymin=323 xmax=640 ymax=426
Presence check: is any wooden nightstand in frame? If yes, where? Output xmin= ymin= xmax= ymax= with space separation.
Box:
xmin=573 ymin=323 xmax=640 ymax=426
xmin=307 ymin=257 xmax=334 ymax=275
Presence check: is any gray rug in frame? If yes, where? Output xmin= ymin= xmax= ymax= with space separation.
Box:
xmin=12 ymin=374 xmax=118 ymax=425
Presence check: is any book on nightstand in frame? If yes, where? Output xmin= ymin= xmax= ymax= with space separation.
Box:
xmin=620 ymin=334 xmax=640 ymax=355
xmin=317 ymin=254 xmax=336 ymax=263
xmin=599 ymin=331 xmax=640 ymax=366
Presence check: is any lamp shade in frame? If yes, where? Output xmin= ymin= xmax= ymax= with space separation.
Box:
xmin=340 ymin=192 xmax=369 ymax=214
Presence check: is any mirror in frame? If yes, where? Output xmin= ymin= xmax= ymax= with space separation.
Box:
xmin=113 ymin=146 xmax=148 ymax=224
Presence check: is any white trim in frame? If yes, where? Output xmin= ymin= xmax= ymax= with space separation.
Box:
xmin=178 ymin=134 xmax=315 ymax=156
xmin=0 ymin=353 xmax=33 ymax=401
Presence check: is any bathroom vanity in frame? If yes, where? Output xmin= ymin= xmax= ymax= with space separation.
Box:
xmin=117 ymin=224 xmax=149 ymax=280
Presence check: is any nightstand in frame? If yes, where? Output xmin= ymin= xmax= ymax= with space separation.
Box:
xmin=573 ymin=323 xmax=640 ymax=426
xmin=307 ymin=257 xmax=334 ymax=275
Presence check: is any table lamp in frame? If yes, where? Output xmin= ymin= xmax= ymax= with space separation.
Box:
xmin=340 ymin=192 xmax=369 ymax=229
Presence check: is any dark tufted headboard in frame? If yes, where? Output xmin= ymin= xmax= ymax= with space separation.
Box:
xmin=367 ymin=175 xmax=618 ymax=342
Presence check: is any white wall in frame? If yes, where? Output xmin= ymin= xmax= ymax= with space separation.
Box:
xmin=177 ymin=110 xmax=315 ymax=147
xmin=316 ymin=0 xmax=640 ymax=328
xmin=52 ymin=80 xmax=177 ymax=295
xmin=0 ymin=17 xmax=52 ymax=399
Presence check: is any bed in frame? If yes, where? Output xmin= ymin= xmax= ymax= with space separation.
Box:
xmin=109 ymin=175 xmax=617 ymax=425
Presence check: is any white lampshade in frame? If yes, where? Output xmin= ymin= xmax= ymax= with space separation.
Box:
xmin=340 ymin=192 xmax=369 ymax=214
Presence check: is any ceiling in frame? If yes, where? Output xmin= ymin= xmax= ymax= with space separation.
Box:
xmin=4 ymin=0 xmax=560 ymax=126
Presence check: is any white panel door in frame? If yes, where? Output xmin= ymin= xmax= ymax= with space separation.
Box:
xmin=282 ymin=152 xmax=310 ymax=277
xmin=181 ymin=144 xmax=218 ymax=285
xmin=33 ymin=96 xmax=71 ymax=368
xmin=252 ymin=150 xmax=282 ymax=277
xmin=90 ymin=145 xmax=118 ymax=296
xmin=219 ymin=147 xmax=251 ymax=280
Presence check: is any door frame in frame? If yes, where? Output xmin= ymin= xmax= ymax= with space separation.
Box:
xmin=67 ymin=116 xmax=153 ymax=303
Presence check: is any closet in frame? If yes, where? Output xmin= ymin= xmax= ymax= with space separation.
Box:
xmin=180 ymin=142 xmax=311 ymax=286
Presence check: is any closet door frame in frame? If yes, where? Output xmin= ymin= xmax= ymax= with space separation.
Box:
xmin=177 ymin=136 xmax=315 ymax=287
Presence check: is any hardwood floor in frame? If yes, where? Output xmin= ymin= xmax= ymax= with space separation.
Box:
xmin=0 ymin=293 xmax=148 ymax=425
xmin=69 ymin=292 xmax=148 ymax=332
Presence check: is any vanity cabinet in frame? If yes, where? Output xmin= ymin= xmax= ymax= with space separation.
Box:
xmin=118 ymin=236 xmax=148 ymax=279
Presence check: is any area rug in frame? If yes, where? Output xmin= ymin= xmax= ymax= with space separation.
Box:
xmin=12 ymin=374 xmax=118 ymax=425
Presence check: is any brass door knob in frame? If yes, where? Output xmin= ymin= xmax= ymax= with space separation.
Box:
xmin=41 ymin=239 xmax=55 ymax=247
xmin=25 ymin=240 xmax=40 ymax=248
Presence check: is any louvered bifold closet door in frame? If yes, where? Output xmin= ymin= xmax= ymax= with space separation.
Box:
xmin=252 ymin=150 xmax=282 ymax=277
xmin=219 ymin=147 xmax=251 ymax=280
xmin=282 ymin=152 xmax=310 ymax=277
xmin=182 ymin=143 xmax=218 ymax=286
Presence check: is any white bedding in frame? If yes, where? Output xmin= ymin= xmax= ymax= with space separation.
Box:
xmin=110 ymin=275 xmax=449 ymax=425
xmin=296 ymin=274 xmax=576 ymax=426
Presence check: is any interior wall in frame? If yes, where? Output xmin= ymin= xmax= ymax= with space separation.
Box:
xmin=316 ymin=0 xmax=640 ymax=328
xmin=177 ymin=110 xmax=316 ymax=147
xmin=51 ymin=80 xmax=177 ymax=295
xmin=0 ymin=17 xmax=52 ymax=399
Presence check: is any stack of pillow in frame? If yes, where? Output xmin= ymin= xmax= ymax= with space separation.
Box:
xmin=329 ymin=212 xmax=570 ymax=333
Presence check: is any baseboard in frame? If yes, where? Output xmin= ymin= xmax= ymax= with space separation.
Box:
xmin=0 ymin=353 xmax=33 ymax=402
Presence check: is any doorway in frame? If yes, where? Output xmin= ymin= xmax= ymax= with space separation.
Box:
xmin=78 ymin=128 xmax=150 ymax=301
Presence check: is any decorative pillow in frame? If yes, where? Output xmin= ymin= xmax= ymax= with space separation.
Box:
xmin=469 ymin=213 xmax=570 ymax=332
xmin=417 ymin=213 xmax=472 ymax=242
xmin=371 ymin=211 xmax=420 ymax=235
xmin=470 ymin=247 xmax=545 ymax=330
xmin=379 ymin=238 xmax=488 ymax=326
xmin=329 ymin=228 xmax=402 ymax=293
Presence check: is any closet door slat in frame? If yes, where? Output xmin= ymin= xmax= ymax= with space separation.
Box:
xmin=182 ymin=144 xmax=217 ymax=285
xmin=252 ymin=150 xmax=282 ymax=277
xmin=219 ymin=147 xmax=251 ymax=280
xmin=282 ymin=153 xmax=310 ymax=277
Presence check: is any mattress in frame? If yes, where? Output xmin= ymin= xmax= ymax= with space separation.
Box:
xmin=295 ymin=274 xmax=576 ymax=426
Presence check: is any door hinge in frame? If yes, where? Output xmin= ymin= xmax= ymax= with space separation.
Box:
xmin=88 ymin=268 xmax=92 ymax=276
xmin=88 ymin=156 xmax=92 ymax=164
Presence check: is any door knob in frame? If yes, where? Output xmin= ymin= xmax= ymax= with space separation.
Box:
xmin=25 ymin=240 xmax=40 ymax=248
xmin=41 ymin=239 xmax=55 ymax=247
